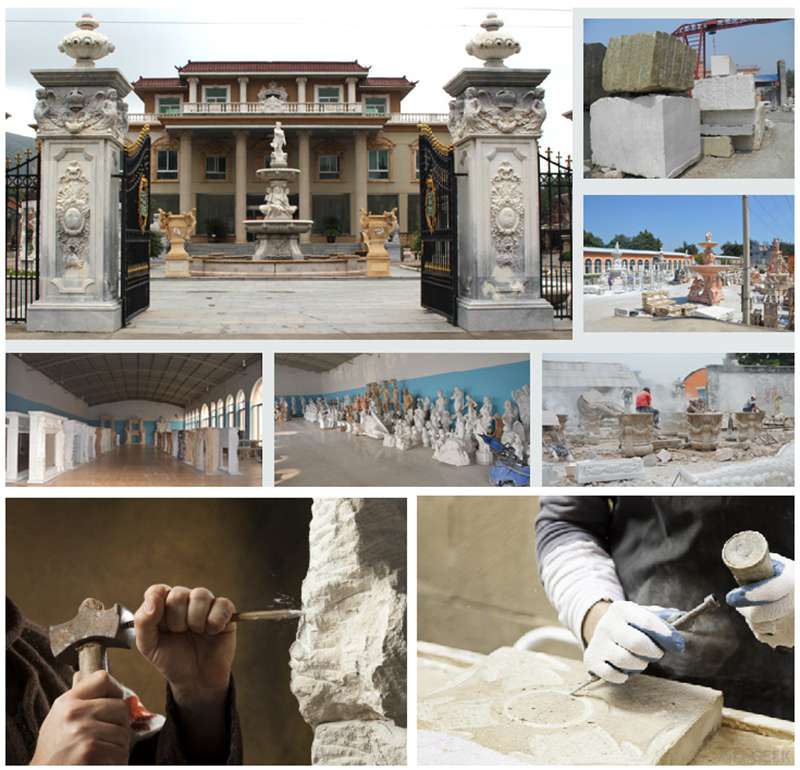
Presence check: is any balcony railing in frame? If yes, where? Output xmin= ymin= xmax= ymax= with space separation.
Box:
xmin=386 ymin=112 xmax=449 ymax=124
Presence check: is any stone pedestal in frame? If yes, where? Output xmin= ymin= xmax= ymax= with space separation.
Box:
xmin=619 ymin=413 xmax=654 ymax=457
xmin=734 ymin=411 xmax=764 ymax=442
xmin=687 ymin=412 xmax=723 ymax=451
xmin=204 ymin=427 xmax=221 ymax=474
xmin=26 ymin=17 xmax=130 ymax=333
xmin=443 ymin=16 xmax=555 ymax=332
xmin=159 ymin=209 xmax=196 ymax=278
xmin=28 ymin=411 xmax=66 ymax=484
xmin=6 ymin=412 xmax=31 ymax=482
xmin=220 ymin=427 xmax=240 ymax=475
xmin=124 ymin=418 xmax=146 ymax=445
xmin=290 ymin=498 xmax=407 ymax=765
xmin=360 ymin=209 xmax=397 ymax=277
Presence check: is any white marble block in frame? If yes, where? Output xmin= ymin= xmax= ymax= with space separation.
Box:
xmin=575 ymin=457 xmax=645 ymax=484
xmin=692 ymin=73 xmax=756 ymax=112
xmin=6 ymin=412 xmax=30 ymax=482
xmin=219 ymin=427 xmax=241 ymax=475
xmin=710 ymin=55 xmax=735 ymax=77
xmin=28 ymin=411 xmax=67 ymax=484
xmin=591 ymin=95 xmax=701 ymax=178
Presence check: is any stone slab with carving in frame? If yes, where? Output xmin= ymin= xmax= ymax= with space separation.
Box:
xmin=418 ymin=647 xmax=722 ymax=765
xmin=311 ymin=720 xmax=406 ymax=766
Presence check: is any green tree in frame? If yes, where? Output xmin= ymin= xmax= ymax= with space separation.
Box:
xmin=629 ymin=229 xmax=662 ymax=251
xmin=674 ymin=241 xmax=698 ymax=255
xmin=606 ymin=233 xmax=632 ymax=249
xmin=721 ymin=241 xmax=743 ymax=257
xmin=735 ymin=353 xmax=794 ymax=367
xmin=583 ymin=230 xmax=604 ymax=247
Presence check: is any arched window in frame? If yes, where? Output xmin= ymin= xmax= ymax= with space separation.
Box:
xmin=594 ymin=258 xmax=602 ymax=273
xmin=210 ymin=401 xmax=217 ymax=427
xmin=644 ymin=260 xmax=650 ymax=271
xmin=200 ymin=404 xmax=209 ymax=427
xmin=622 ymin=259 xmax=628 ymax=269
xmin=236 ymin=390 xmax=246 ymax=433
xmin=226 ymin=394 xmax=235 ymax=428
xmin=216 ymin=398 xmax=224 ymax=424
xmin=637 ymin=259 xmax=644 ymax=270
xmin=250 ymin=378 xmax=263 ymax=441
xmin=604 ymin=259 xmax=611 ymax=271
xmin=584 ymin=259 xmax=591 ymax=273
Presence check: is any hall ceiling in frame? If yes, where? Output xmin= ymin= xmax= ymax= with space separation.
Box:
xmin=275 ymin=353 xmax=359 ymax=373
xmin=14 ymin=354 xmax=261 ymax=408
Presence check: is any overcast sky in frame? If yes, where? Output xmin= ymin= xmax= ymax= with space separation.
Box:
xmin=4 ymin=2 xmax=574 ymax=155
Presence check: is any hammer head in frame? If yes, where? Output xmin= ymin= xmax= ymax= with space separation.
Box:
xmin=49 ymin=598 xmax=136 ymax=669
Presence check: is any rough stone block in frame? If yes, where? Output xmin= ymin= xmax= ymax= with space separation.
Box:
xmin=575 ymin=457 xmax=645 ymax=484
xmin=710 ymin=55 xmax=735 ymax=77
xmin=692 ymin=74 xmax=756 ymax=111
xmin=584 ymin=43 xmax=608 ymax=105
xmin=590 ymin=95 xmax=701 ymax=178
xmin=418 ymin=647 xmax=723 ymax=765
xmin=603 ymin=32 xmax=695 ymax=93
xmin=732 ymin=102 xmax=768 ymax=151
xmin=312 ymin=721 xmax=406 ymax=765
xmin=703 ymin=135 xmax=734 ymax=157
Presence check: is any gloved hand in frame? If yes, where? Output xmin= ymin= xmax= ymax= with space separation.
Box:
xmin=726 ymin=554 xmax=794 ymax=649
xmin=584 ymin=600 xmax=685 ymax=684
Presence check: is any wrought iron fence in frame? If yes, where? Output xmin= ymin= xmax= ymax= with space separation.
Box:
xmin=6 ymin=150 xmax=40 ymax=323
xmin=539 ymin=148 xmax=572 ymax=320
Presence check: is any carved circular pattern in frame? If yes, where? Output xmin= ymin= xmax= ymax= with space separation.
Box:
xmin=62 ymin=206 xmax=85 ymax=235
xmin=496 ymin=206 xmax=519 ymax=234
xmin=502 ymin=689 xmax=596 ymax=729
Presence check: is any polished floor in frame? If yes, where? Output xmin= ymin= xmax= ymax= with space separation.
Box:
xmin=13 ymin=445 xmax=262 ymax=487
xmin=275 ymin=418 xmax=492 ymax=487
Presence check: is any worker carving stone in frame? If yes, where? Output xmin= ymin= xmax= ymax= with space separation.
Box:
xmin=536 ymin=496 xmax=794 ymax=720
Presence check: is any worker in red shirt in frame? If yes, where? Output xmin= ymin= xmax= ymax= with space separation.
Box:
xmin=635 ymin=386 xmax=660 ymax=427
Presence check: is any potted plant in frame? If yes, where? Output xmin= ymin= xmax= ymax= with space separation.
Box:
xmin=323 ymin=216 xmax=340 ymax=243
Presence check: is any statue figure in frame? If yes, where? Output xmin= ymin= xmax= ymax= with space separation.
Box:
xmin=270 ymin=121 xmax=287 ymax=165
xmin=452 ymin=386 xmax=465 ymax=415
xmin=261 ymin=181 xmax=295 ymax=220
xmin=403 ymin=388 xmax=414 ymax=414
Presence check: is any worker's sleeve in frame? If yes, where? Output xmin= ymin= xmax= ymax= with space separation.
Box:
xmin=536 ymin=496 xmax=626 ymax=644
xmin=129 ymin=677 xmax=243 ymax=765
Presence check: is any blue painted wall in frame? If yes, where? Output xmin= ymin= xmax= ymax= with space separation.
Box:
xmin=277 ymin=361 xmax=529 ymax=417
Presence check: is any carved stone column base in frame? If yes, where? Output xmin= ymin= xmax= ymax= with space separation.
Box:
xmin=165 ymin=257 xmax=191 ymax=278
xmin=457 ymin=296 xmax=554 ymax=332
xmin=367 ymin=256 xmax=390 ymax=277
xmin=26 ymin=300 xmax=121 ymax=333
xmin=253 ymin=233 xmax=304 ymax=260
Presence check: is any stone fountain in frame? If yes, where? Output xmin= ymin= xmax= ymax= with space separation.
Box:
xmin=243 ymin=122 xmax=313 ymax=259
xmin=688 ymin=231 xmax=725 ymax=306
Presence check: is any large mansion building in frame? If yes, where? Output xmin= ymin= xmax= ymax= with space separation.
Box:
xmin=128 ymin=60 xmax=450 ymax=243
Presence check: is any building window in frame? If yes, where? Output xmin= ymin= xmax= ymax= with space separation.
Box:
xmin=317 ymin=86 xmax=341 ymax=103
xmin=200 ymin=404 xmax=209 ymax=428
xmin=593 ymin=259 xmax=601 ymax=273
xmin=584 ymin=259 xmax=592 ymax=273
xmin=157 ymin=96 xmax=181 ymax=115
xmin=210 ymin=401 xmax=217 ymax=427
xmin=407 ymin=193 xmax=420 ymax=234
xmin=156 ymin=149 xmax=178 ymax=180
xmin=216 ymin=399 xmax=224 ymax=426
xmin=365 ymin=96 xmax=387 ymax=115
xmin=205 ymin=154 xmax=227 ymax=180
xmin=604 ymin=259 xmax=611 ymax=271
xmin=319 ymin=154 xmax=340 ymax=180
xmin=225 ymin=394 xmax=235 ymax=427
xmin=236 ymin=390 xmax=246 ymax=433
xmin=250 ymin=379 xmax=263 ymax=442
xmin=203 ymin=86 xmax=229 ymax=104
xmin=413 ymin=149 xmax=420 ymax=180
xmin=368 ymin=149 xmax=390 ymax=180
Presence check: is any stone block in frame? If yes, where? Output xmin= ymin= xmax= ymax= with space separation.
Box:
xmin=312 ymin=721 xmax=406 ymax=766
xmin=692 ymin=74 xmax=756 ymax=112
xmin=732 ymin=102 xmax=768 ymax=151
xmin=584 ymin=43 xmax=608 ymax=105
xmin=710 ymin=55 xmax=735 ymax=77
xmin=603 ymin=32 xmax=695 ymax=94
xmin=656 ymin=449 xmax=672 ymax=463
xmin=575 ymin=457 xmax=645 ymax=484
xmin=703 ymin=136 xmax=734 ymax=157
xmin=418 ymin=647 xmax=723 ymax=765
xmin=590 ymin=95 xmax=701 ymax=178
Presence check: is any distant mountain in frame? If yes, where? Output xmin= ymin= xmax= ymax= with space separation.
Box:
xmin=6 ymin=132 xmax=36 ymax=159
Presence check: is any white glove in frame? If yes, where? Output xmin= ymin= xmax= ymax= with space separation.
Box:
xmin=584 ymin=600 xmax=685 ymax=684
xmin=726 ymin=553 xmax=794 ymax=649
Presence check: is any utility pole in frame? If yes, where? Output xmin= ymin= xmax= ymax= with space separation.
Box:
xmin=741 ymin=195 xmax=750 ymax=326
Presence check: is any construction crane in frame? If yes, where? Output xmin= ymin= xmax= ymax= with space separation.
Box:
xmin=672 ymin=18 xmax=788 ymax=79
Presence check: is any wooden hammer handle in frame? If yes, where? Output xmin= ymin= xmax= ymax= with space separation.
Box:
xmin=77 ymin=643 xmax=107 ymax=675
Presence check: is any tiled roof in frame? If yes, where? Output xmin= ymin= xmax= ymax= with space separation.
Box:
xmin=132 ymin=77 xmax=186 ymax=90
xmin=177 ymin=60 xmax=370 ymax=74
xmin=361 ymin=76 xmax=416 ymax=89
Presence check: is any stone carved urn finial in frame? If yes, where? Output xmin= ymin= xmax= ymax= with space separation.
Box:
xmin=58 ymin=14 xmax=115 ymax=68
xmin=466 ymin=13 xmax=521 ymax=68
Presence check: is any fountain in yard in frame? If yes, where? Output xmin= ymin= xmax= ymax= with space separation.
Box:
xmin=687 ymin=231 xmax=725 ymax=306
xmin=243 ymin=122 xmax=313 ymax=259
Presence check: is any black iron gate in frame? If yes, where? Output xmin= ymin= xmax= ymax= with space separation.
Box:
xmin=120 ymin=129 xmax=151 ymax=325
xmin=419 ymin=125 xmax=458 ymax=324
xmin=5 ymin=150 xmax=40 ymax=323
xmin=539 ymin=148 xmax=572 ymax=320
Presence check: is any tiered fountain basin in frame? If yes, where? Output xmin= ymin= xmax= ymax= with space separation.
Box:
xmin=189 ymin=253 xmax=365 ymax=279
xmin=687 ymin=265 xmax=726 ymax=305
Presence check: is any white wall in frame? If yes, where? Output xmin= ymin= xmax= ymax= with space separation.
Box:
xmin=277 ymin=353 xmax=529 ymax=396
xmin=86 ymin=400 xmax=185 ymax=422
xmin=183 ymin=359 xmax=263 ymax=415
xmin=6 ymin=355 xmax=90 ymax=419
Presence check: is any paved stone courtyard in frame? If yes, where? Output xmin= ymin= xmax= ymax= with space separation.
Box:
xmin=7 ymin=276 xmax=572 ymax=340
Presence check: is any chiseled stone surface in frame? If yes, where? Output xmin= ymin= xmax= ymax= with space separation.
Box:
xmin=710 ymin=55 xmax=735 ymax=77
xmin=692 ymin=73 xmax=756 ymax=111
xmin=584 ymin=43 xmax=608 ymax=106
xmin=418 ymin=647 xmax=723 ymax=765
xmin=590 ymin=95 xmax=700 ymax=178
xmin=575 ymin=457 xmax=645 ymax=484
xmin=703 ymin=136 xmax=734 ymax=157
xmin=312 ymin=721 xmax=406 ymax=765
xmin=679 ymin=442 xmax=794 ymax=487
xmin=290 ymin=498 xmax=407 ymax=765
xmin=602 ymin=32 xmax=695 ymax=94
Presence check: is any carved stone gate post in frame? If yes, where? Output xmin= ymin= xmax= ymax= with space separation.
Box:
xmin=445 ymin=14 xmax=556 ymax=331
xmin=26 ymin=15 xmax=130 ymax=333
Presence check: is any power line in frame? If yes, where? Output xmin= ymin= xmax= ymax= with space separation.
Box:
xmin=5 ymin=18 xmax=570 ymax=28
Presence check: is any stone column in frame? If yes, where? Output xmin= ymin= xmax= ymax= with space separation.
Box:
xmin=443 ymin=13 xmax=554 ymax=331
xmin=237 ymin=76 xmax=248 ymax=107
xmin=234 ymin=130 xmax=248 ymax=243
xmin=298 ymin=130 xmax=311 ymax=243
xmin=290 ymin=498 xmax=406 ymax=765
xmin=26 ymin=14 xmax=129 ymax=333
xmin=179 ymin=132 xmax=193 ymax=214
xmin=187 ymin=77 xmax=199 ymax=105
xmin=352 ymin=132 xmax=368 ymax=237
xmin=346 ymin=77 xmax=357 ymax=106
xmin=296 ymin=77 xmax=307 ymax=110
xmin=777 ymin=60 xmax=787 ymax=107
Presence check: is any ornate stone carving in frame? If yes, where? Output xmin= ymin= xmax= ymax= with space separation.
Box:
xmin=448 ymin=86 xmax=546 ymax=141
xmin=34 ymin=86 xmax=128 ymax=141
xmin=257 ymin=81 xmax=289 ymax=111
xmin=465 ymin=13 xmax=520 ymax=68
xmin=58 ymin=14 xmax=115 ymax=68
xmin=55 ymin=162 xmax=90 ymax=274
xmin=489 ymin=161 xmax=524 ymax=273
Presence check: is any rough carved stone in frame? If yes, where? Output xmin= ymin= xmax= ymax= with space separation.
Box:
xmin=312 ymin=721 xmax=406 ymax=766
xmin=575 ymin=457 xmax=645 ymax=484
xmin=692 ymin=74 xmax=757 ymax=112
xmin=619 ymin=413 xmax=654 ymax=457
xmin=602 ymin=32 xmax=695 ymax=94
xmin=686 ymin=412 xmax=723 ymax=450
xmin=679 ymin=442 xmax=793 ymax=487
xmin=290 ymin=498 xmax=406 ymax=765
xmin=733 ymin=411 xmax=764 ymax=442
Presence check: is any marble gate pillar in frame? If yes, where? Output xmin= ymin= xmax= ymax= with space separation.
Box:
xmin=26 ymin=14 xmax=129 ymax=333
xmin=290 ymin=498 xmax=407 ymax=765
xmin=298 ymin=130 xmax=311 ymax=243
xmin=444 ymin=14 xmax=555 ymax=332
